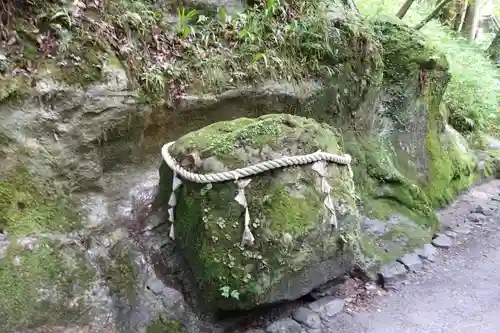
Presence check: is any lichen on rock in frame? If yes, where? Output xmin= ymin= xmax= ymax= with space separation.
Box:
xmin=159 ymin=114 xmax=358 ymax=310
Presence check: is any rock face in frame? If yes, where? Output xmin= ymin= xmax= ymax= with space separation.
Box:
xmin=0 ymin=63 xmax=198 ymax=331
xmin=344 ymin=20 xmax=478 ymax=271
xmin=159 ymin=114 xmax=358 ymax=310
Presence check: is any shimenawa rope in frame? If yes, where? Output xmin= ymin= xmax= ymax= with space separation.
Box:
xmin=161 ymin=141 xmax=353 ymax=245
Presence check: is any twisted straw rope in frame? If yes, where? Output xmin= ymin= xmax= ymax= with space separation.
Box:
xmin=161 ymin=141 xmax=352 ymax=183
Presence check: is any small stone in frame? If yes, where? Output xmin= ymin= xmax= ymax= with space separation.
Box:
xmin=0 ymin=240 xmax=10 ymax=259
xmin=245 ymin=330 xmax=266 ymax=333
xmin=397 ymin=252 xmax=423 ymax=272
xmin=453 ymin=225 xmax=471 ymax=235
xmin=415 ymin=243 xmax=438 ymax=262
xmin=292 ymin=307 xmax=322 ymax=329
xmin=467 ymin=213 xmax=484 ymax=223
xmin=265 ymin=318 xmax=304 ymax=333
xmin=17 ymin=236 xmax=38 ymax=251
xmin=361 ymin=218 xmax=387 ymax=236
xmin=12 ymin=256 xmax=21 ymax=266
xmin=471 ymin=205 xmax=493 ymax=216
xmin=308 ymin=296 xmax=345 ymax=323
xmin=432 ymin=234 xmax=453 ymax=248
xmin=304 ymin=329 xmax=322 ymax=333
xmin=378 ymin=261 xmax=407 ymax=284
xmin=491 ymin=196 xmax=500 ymax=202
xmin=444 ymin=230 xmax=457 ymax=239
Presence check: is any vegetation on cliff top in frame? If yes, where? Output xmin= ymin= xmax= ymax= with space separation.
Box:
xmin=0 ymin=0 xmax=371 ymax=106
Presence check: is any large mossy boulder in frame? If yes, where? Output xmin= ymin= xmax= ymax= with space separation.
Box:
xmin=365 ymin=19 xmax=478 ymax=207
xmin=158 ymin=114 xmax=358 ymax=310
xmin=339 ymin=20 xmax=479 ymax=270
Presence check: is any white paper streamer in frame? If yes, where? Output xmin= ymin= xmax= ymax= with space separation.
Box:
xmin=235 ymin=179 xmax=254 ymax=247
xmin=312 ymin=160 xmax=337 ymax=229
xmin=168 ymin=173 xmax=183 ymax=240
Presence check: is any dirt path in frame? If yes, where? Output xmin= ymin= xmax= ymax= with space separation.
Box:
xmin=324 ymin=179 xmax=500 ymax=333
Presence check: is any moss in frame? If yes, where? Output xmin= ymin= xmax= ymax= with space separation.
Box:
xmin=371 ymin=20 xmax=448 ymax=85
xmin=0 ymin=162 xmax=93 ymax=329
xmin=171 ymin=114 xmax=341 ymax=168
xmin=146 ymin=318 xmax=187 ymax=333
xmin=0 ymin=239 xmax=95 ymax=329
xmin=344 ymin=133 xmax=436 ymax=223
xmin=0 ymin=166 xmax=80 ymax=236
xmin=0 ymin=75 xmax=31 ymax=103
xmin=9 ymin=16 xmax=116 ymax=89
xmin=104 ymin=242 xmax=139 ymax=305
xmin=422 ymin=77 xmax=478 ymax=207
xmin=164 ymin=114 xmax=356 ymax=310
xmin=260 ymin=180 xmax=322 ymax=235
xmin=367 ymin=19 xmax=478 ymax=207
xmin=172 ymin=173 xmax=328 ymax=310
xmin=172 ymin=117 xmax=283 ymax=158
xmin=360 ymin=219 xmax=429 ymax=267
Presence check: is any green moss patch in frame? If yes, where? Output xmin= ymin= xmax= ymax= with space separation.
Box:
xmin=147 ymin=318 xmax=187 ymax=333
xmin=0 ymin=163 xmax=94 ymax=329
xmin=171 ymin=113 xmax=342 ymax=168
xmin=104 ymin=242 xmax=139 ymax=306
xmin=0 ymin=239 xmax=95 ymax=329
xmin=0 ymin=166 xmax=80 ymax=236
xmin=162 ymin=114 xmax=357 ymax=310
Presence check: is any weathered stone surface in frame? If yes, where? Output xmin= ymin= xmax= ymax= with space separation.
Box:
xmin=444 ymin=230 xmax=458 ymax=238
xmin=378 ymin=261 xmax=407 ymax=283
xmin=292 ymin=307 xmax=322 ymax=329
xmin=398 ymin=252 xmax=423 ymax=272
xmin=467 ymin=213 xmax=486 ymax=223
xmin=0 ymin=64 xmax=196 ymax=332
xmin=432 ymin=234 xmax=454 ymax=248
xmin=361 ymin=218 xmax=387 ymax=236
xmin=415 ymin=243 xmax=438 ymax=262
xmin=360 ymin=215 xmax=430 ymax=272
xmin=160 ymin=114 xmax=358 ymax=311
xmin=307 ymin=297 xmax=345 ymax=322
xmin=265 ymin=318 xmax=304 ymax=333
xmin=454 ymin=225 xmax=471 ymax=234
xmin=471 ymin=204 xmax=494 ymax=216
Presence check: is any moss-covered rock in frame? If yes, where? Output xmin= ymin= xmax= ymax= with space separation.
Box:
xmin=0 ymin=165 xmax=98 ymax=330
xmin=146 ymin=317 xmax=188 ymax=333
xmin=365 ymin=19 xmax=479 ymax=208
xmin=0 ymin=236 xmax=96 ymax=330
xmin=0 ymin=166 xmax=80 ymax=235
xmin=159 ymin=114 xmax=358 ymax=310
xmin=336 ymin=20 xmax=480 ymax=269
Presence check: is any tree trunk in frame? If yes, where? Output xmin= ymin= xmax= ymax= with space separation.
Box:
xmin=396 ymin=0 xmax=415 ymax=19
xmin=438 ymin=0 xmax=457 ymax=26
xmin=453 ymin=0 xmax=468 ymax=31
xmin=415 ymin=0 xmax=454 ymax=30
xmin=462 ymin=0 xmax=483 ymax=40
xmin=487 ymin=31 xmax=500 ymax=63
